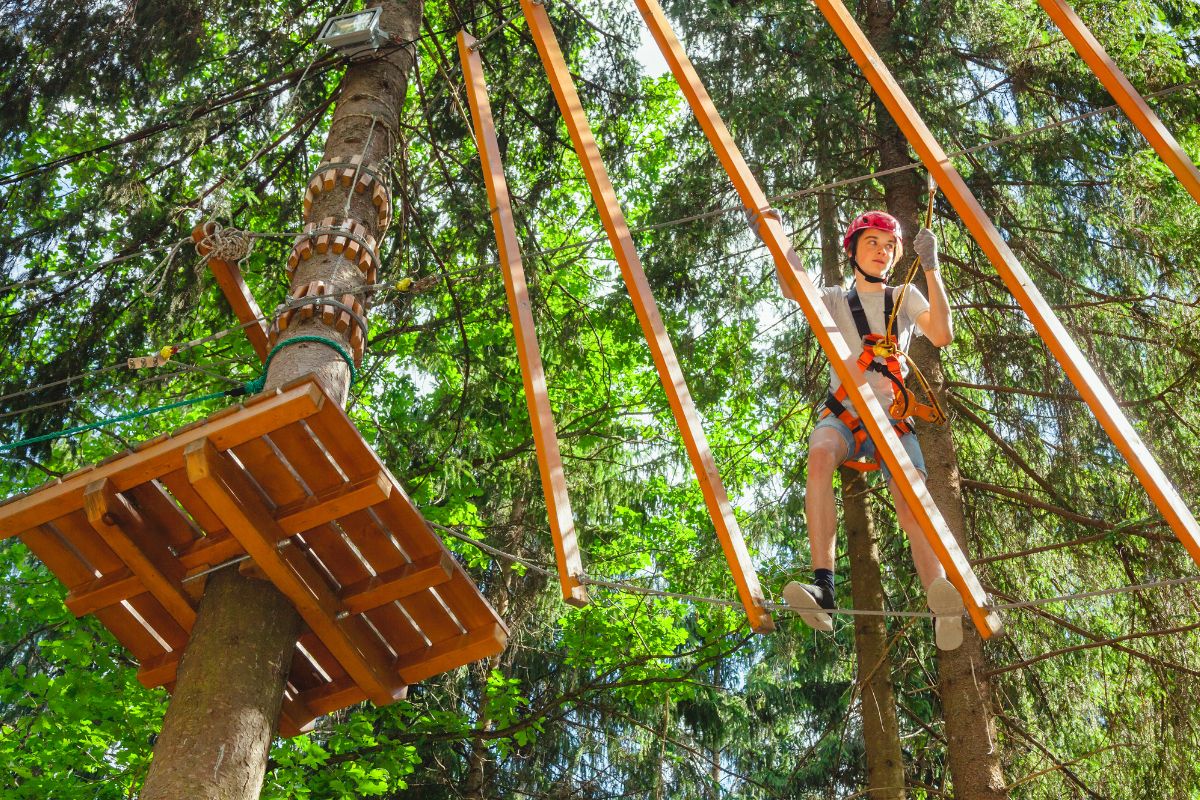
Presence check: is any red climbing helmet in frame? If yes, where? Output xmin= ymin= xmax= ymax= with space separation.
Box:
xmin=842 ymin=211 xmax=904 ymax=261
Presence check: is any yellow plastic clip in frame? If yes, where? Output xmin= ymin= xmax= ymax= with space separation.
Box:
xmin=872 ymin=339 xmax=897 ymax=357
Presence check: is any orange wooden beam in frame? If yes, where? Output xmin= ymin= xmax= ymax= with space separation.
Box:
xmin=0 ymin=381 xmax=325 ymax=537
xmin=805 ymin=0 xmax=1200 ymax=565
xmin=184 ymin=437 xmax=405 ymax=706
xmin=83 ymin=478 xmax=197 ymax=631
xmin=457 ymin=29 xmax=588 ymax=608
xmin=633 ymin=0 xmax=1000 ymax=638
xmin=520 ymin=0 xmax=773 ymax=634
xmin=1035 ymin=0 xmax=1200 ymax=205
xmin=193 ymin=223 xmax=271 ymax=361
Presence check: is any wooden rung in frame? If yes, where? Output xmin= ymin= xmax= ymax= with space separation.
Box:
xmin=184 ymin=438 xmax=403 ymax=706
xmin=65 ymin=568 xmax=142 ymax=617
xmin=84 ymin=478 xmax=196 ymax=630
xmin=177 ymin=533 xmax=242 ymax=571
xmin=298 ymin=678 xmax=373 ymax=719
xmin=395 ymin=622 xmax=507 ymax=684
xmin=275 ymin=471 xmax=392 ymax=535
xmin=339 ymin=551 xmax=455 ymax=616
xmin=137 ymin=650 xmax=180 ymax=689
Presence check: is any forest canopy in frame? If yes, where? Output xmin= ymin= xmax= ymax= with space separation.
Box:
xmin=1 ymin=0 xmax=1198 ymax=797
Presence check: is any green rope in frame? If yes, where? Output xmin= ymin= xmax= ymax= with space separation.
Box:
xmin=1 ymin=389 xmax=232 ymax=454
xmin=240 ymin=335 xmax=358 ymax=395
xmin=2 ymin=335 xmax=357 ymax=455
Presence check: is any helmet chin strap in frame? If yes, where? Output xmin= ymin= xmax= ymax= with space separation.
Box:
xmin=852 ymin=258 xmax=886 ymax=284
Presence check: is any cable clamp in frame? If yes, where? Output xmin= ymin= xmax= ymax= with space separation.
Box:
xmin=127 ymin=345 xmax=179 ymax=370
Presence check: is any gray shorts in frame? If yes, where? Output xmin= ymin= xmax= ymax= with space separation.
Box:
xmin=812 ymin=414 xmax=927 ymax=484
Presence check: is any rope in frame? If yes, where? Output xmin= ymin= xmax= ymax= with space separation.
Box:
xmin=240 ymin=334 xmax=358 ymax=395
xmin=0 ymin=388 xmax=233 ymax=453
xmin=995 ymin=575 xmax=1200 ymax=611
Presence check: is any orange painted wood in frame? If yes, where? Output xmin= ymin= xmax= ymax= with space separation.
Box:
xmin=65 ymin=568 xmax=142 ymax=616
xmin=24 ymin=526 xmax=163 ymax=661
xmin=1035 ymin=0 xmax=1200 ymax=205
xmin=184 ymin=437 xmax=403 ymax=706
xmin=52 ymin=509 xmax=190 ymax=650
xmin=634 ymin=0 xmax=1000 ymax=637
xmin=395 ymin=622 xmax=507 ymax=684
xmin=137 ymin=651 xmax=179 ymax=689
xmin=124 ymin=481 xmax=200 ymax=551
xmin=177 ymin=533 xmax=243 ymax=571
xmin=274 ymin=471 xmax=392 ymax=535
xmin=0 ymin=382 xmax=325 ymax=536
xmin=300 ymin=681 xmax=370 ymax=719
xmin=84 ymin=478 xmax=197 ymax=631
xmin=457 ymin=30 xmax=588 ymax=607
xmin=302 ymin=406 xmax=383 ymax=483
xmin=192 ymin=224 xmax=270 ymax=361
xmin=339 ymin=551 xmax=456 ymax=615
xmin=807 ymin=0 xmax=1200 ymax=574
xmin=158 ymin=468 xmax=226 ymax=536
xmin=229 ymin=436 xmax=308 ymax=508
xmin=520 ymin=0 xmax=773 ymax=634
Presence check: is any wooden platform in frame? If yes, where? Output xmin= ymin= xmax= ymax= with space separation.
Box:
xmin=0 ymin=378 xmax=508 ymax=736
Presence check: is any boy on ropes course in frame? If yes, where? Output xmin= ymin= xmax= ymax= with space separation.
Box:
xmin=784 ymin=210 xmax=966 ymax=651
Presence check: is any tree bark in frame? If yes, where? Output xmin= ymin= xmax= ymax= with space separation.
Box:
xmin=842 ymin=468 xmax=907 ymax=800
xmin=859 ymin=1 xmax=1010 ymax=796
xmin=141 ymin=4 xmax=422 ymax=797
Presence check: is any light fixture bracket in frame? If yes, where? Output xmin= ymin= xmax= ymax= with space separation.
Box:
xmin=317 ymin=8 xmax=391 ymax=53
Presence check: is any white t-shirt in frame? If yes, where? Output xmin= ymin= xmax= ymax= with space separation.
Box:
xmin=820 ymin=284 xmax=930 ymax=418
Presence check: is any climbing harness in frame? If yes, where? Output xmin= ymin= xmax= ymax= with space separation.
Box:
xmin=820 ymin=284 xmax=945 ymax=473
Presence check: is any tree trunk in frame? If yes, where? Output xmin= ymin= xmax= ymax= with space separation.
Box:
xmin=141 ymin=4 xmax=422 ymax=797
xmin=842 ymin=468 xmax=907 ymax=799
xmin=820 ymin=185 xmax=906 ymax=798
xmin=859 ymin=2 xmax=1009 ymax=795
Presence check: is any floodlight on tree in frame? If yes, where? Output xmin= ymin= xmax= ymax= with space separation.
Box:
xmin=317 ymin=8 xmax=391 ymax=53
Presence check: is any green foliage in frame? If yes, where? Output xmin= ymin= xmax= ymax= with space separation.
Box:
xmin=1 ymin=0 xmax=1199 ymax=797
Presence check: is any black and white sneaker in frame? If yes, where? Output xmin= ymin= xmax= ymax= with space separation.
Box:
xmin=783 ymin=581 xmax=836 ymax=632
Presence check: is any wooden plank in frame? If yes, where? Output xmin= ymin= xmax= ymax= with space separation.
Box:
xmin=298 ymin=679 xmax=372 ymax=719
xmin=1035 ymin=0 xmax=1200 ymax=205
xmin=339 ymin=551 xmax=455 ymax=616
xmin=633 ymin=0 xmax=1000 ymax=637
xmin=804 ymin=0 xmax=1200 ymax=593
xmin=458 ymin=31 xmax=588 ymax=607
xmin=278 ymin=692 xmax=317 ymax=738
xmin=395 ymin=622 xmax=507 ymax=684
xmin=84 ymin=478 xmax=196 ymax=631
xmin=50 ymin=509 xmax=188 ymax=652
xmin=137 ymin=651 xmax=179 ymax=689
xmin=370 ymin=490 xmax=507 ymax=635
xmin=229 ymin=436 xmax=307 ymax=508
xmin=185 ymin=437 xmax=404 ymax=706
xmin=521 ymin=0 xmax=773 ymax=634
xmin=65 ymin=568 xmax=142 ymax=617
xmin=22 ymin=525 xmax=164 ymax=661
xmin=302 ymin=402 xmax=387 ymax=484
xmin=0 ymin=381 xmax=326 ymax=536
xmin=177 ymin=533 xmax=244 ymax=571
xmin=275 ymin=472 xmax=392 ymax=535
xmin=336 ymin=500 xmax=463 ymax=650
xmin=159 ymin=468 xmax=226 ymax=535
xmin=125 ymin=480 xmax=201 ymax=551
xmin=208 ymin=259 xmax=271 ymax=362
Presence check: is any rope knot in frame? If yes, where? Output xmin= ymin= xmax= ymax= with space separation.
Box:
xmin=196 ymin=221 xmax=254 ymax=264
